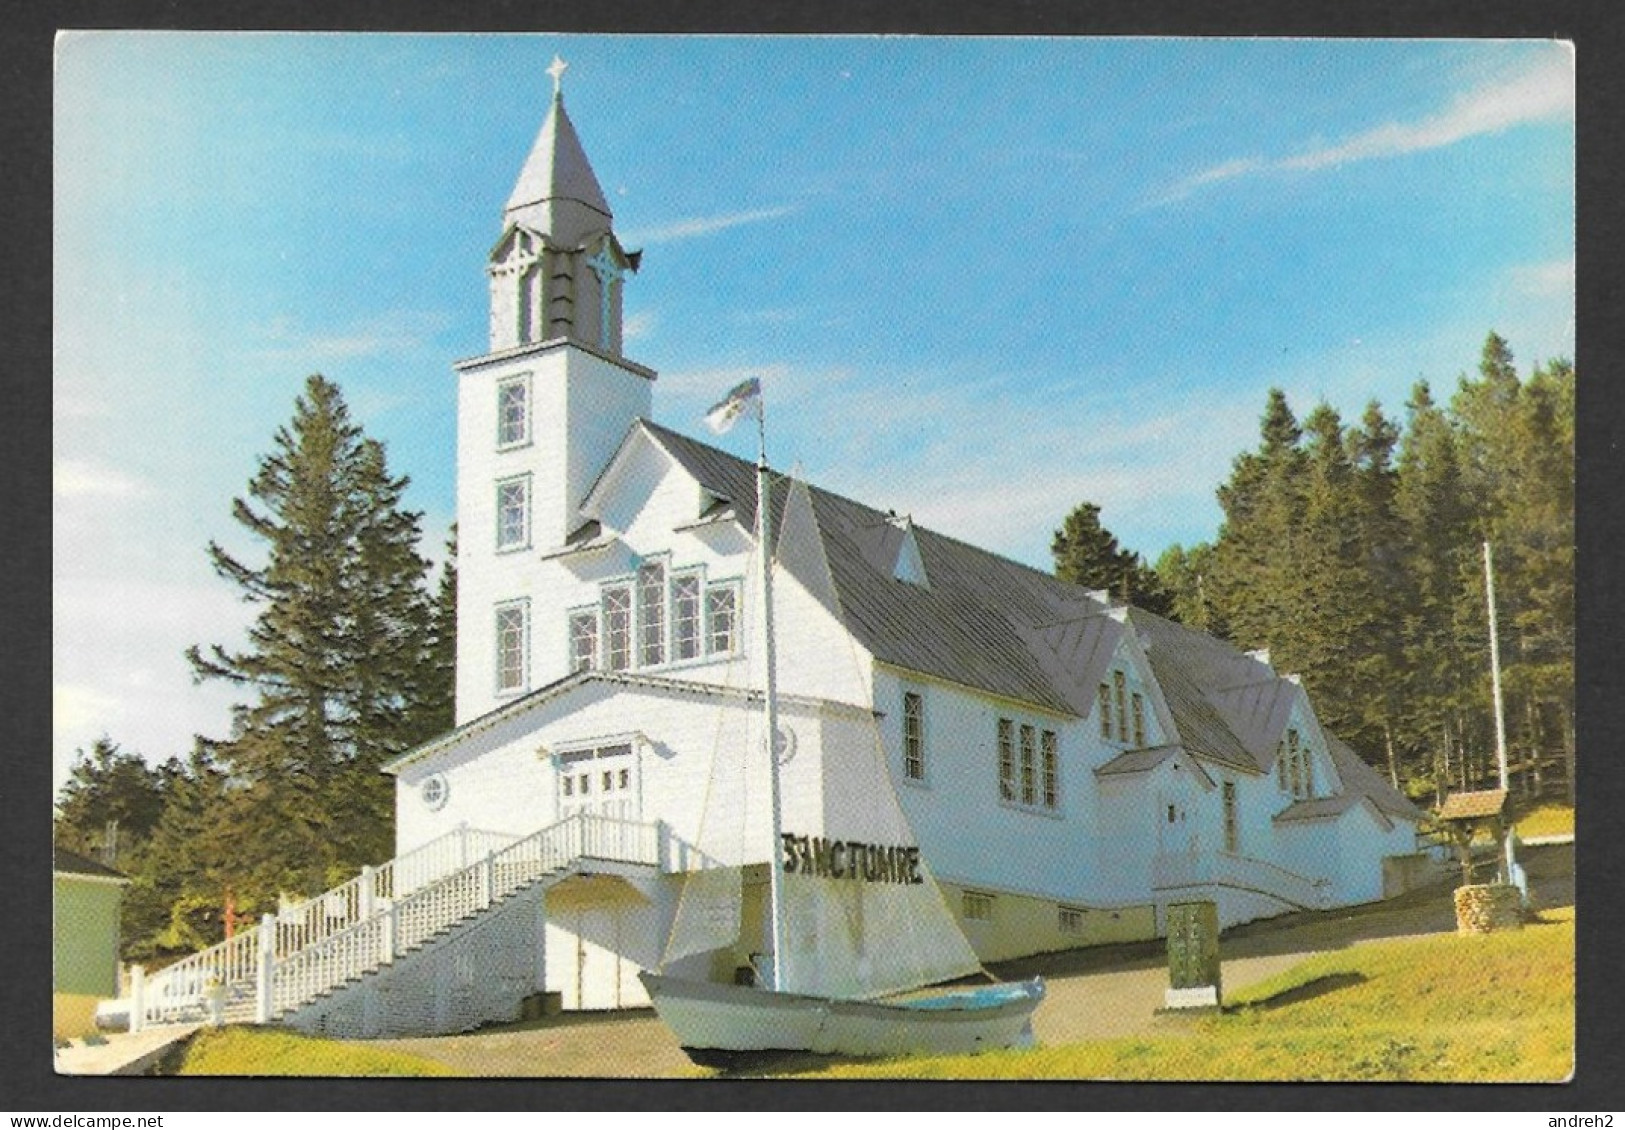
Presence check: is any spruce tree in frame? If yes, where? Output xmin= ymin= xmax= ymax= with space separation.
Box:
xmin=187 ymin=374 xmax=437 ymax=904
xmin=1154 ymin=542 xmax=1223 ymax=634
xmin=1209 ymin=388 xmax=1309 ymax=652
xmin=1346 ymin=401 xmax=1414 ymax=785
xmin=1051 ymin=501 xmax=1173 ymax=616
xmin=53 ymin=738 xmax=170 ymax=866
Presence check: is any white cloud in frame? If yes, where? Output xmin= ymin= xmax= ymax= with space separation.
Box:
xmin=656 ymin=362 xmax=797 ymax=399
xmin=53 ymin=458 xmax=151 ymax=500
xmin=1507 ymin=257 xmax=1575 ymax=299
xmin=1152 ymin=48 xmax=1574 ymax=206
xmin=54 ymin=683 xmax=125 ymax=746
xmin=622 ymin=309 xmax=657 ymax=341
xmin=623 ymin=205 xmax=797 ymax=246
xmin=249 ymin=309 xmax=452 ymax=364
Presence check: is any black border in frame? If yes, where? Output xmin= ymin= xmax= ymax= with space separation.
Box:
xmin=14 ymin=0 xmax=1619 ymax=1113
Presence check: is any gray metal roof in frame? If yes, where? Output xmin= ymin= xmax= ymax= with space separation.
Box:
xmin=53 ymin=846 xmax=127 ymax=881
xmin=1094 ymin=745 xmax=1182 ymax=777
xmin=1325 ymin=734 xmax=1426 ymax=822
xmin=615 ymin=420 xmax=1420 ymax=820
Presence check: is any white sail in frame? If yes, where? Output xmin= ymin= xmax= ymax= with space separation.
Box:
xmin=660 ymin=470 xmax=982 ymax=999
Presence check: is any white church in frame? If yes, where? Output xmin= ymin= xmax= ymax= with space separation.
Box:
xmin=130 ymin=69 xmax=1428 ymax=1040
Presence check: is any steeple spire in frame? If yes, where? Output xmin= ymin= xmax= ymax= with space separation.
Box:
xmin=488 ymin=58 xmax=638 ymax=355
xmin=504 ymin=60 xmax=612 ymax=244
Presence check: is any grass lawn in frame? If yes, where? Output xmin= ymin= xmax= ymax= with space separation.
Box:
xmin=177 ymin=1026 xmax=465 ymax=1076
xmin=780 ymin=906 xmax=1575 ymax=1082
xmin=53 ymin=994 xmax=101 ymax=1044
xmin=1514 ymin=802 xmax=1575 ymax=840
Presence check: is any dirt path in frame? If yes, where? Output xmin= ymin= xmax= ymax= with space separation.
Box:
xmin=377 ymin=843 xmax=1573 ymax=1078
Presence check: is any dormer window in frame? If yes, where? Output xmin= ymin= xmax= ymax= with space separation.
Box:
xmin=889 ymin=515 xmax=930 ymax=588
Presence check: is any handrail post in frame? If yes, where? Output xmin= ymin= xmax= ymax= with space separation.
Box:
xmin=255 ymin=914 xmax=276 ymax=1024
xmin=481 ymin=850 xmax=495 ymax=907
xmin=129 ymin=964 xmax=145 ymax=1034
xmin=458 ymin=820 xmax=470 ymax=871
xmin=359 ymin=865 xmax=375 ymax=921
xmin=382 ymin=898 xmax=398 ymax=964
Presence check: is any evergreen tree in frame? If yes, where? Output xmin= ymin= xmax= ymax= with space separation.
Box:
xmin=1051 ymin=502 xmax=1173 ymax=616
xmin=1450 ymin=338 xmax=1575 ymax=802
xmin=1208 ymin=388 xmax=1309 ymax=652
xmin=125 ymin=747 xmax=237 ymax=959
xmin=409 ymin=526 xmax=458 ymax=741
xmin=53 ymin=738 xmax=170 ymax=867
xmin=1154 ymin=541 xmax=1223 ymax=634
xmin=1394 ymin=380 xmax=1476 ymax=796
xmin=1345 ymin=401 xmax=1414 ymax=785
xmin=187 ymin=375 xmax=437 ymax=905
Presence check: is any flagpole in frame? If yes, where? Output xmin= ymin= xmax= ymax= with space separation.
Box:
xmin=756 ymin=393 xmax=789 ymax=993
xmin=1482 ymin=540 xmax=1521 ymax=896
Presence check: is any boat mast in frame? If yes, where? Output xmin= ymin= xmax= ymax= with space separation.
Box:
xmin=756 ymin=399 xmax=790 ymax=993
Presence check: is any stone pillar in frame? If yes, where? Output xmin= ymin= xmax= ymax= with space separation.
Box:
xmin=1164 ymin=900 xmax=1222 ymax=1010
xmin=1453 ymin=883 xmax=1524 ymax=934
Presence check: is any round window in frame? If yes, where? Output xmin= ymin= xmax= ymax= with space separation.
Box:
xmin=420 ymin=774 xmax=449 ymax=811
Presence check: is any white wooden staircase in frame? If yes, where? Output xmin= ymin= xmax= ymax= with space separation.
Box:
xmin=124 ymin=814 xmax=661 ymax=1039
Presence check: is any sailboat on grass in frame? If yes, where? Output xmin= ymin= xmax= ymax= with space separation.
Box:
xmin=638 ymin=379 xmax=1045 ymax=1066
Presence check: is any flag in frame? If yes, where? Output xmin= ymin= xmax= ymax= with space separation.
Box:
xmin=704 ymin=377 xmax=762 ymax=434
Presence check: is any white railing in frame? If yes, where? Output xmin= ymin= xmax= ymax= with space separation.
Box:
xmin=269 ymin=813 xmax=659 ymax=1023
xmin=130 ymin=814 xmax=661 ymax=1030
xmin=132 ymin=823 xmax=517 ymax=1031
xmin=1151 ymin=849 xmax=1331 ymax=911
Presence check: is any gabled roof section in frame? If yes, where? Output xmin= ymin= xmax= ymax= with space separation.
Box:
xmin=1126 ymin=610 xmax=1261 ymax=774
xmin=1012 ymin=610 xmax=1123 ymax=717
xmin=1326 ymin=734 xmax=1426 ymax=823
xmin=385 ymin=667 xmax=872 ymax=774
xmin=1095 ymin=745 xmax=1217 ymax=788
xmin=1207 ymin=675 xmax=1300 ymax=766
xmin=1273 ymin=793 xmax=1394 ymax=832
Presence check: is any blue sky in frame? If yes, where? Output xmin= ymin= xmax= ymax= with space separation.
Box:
xmin=53 ymin=34 xmax=1574 ymax=790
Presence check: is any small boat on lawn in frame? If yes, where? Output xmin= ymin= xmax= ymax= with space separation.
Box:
xmin=639 ymin=380 xmax=1044 ymax=1065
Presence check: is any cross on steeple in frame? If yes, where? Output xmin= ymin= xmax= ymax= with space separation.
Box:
xmin=547 ymin=55 xmax=569 ymax=98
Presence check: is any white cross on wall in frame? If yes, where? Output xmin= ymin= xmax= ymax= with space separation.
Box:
xmin=586 ymin=241 xmax=624 ymax=349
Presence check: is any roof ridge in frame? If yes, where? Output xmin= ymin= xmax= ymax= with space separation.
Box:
xmin=638 ymin=417 xmax=1113 ymax=613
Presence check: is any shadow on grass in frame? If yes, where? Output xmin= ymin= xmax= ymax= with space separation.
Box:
xmin=712 ymin=1049 xmax=898 ymax=1079
xmin=1230 ymin=971 xmax=1368 ymax=1013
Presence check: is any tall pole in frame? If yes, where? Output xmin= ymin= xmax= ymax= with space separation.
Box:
xmin=756 ymin=401 xmax=789 ymax=993
xmin=1484 ymin=540 xmax=1510 ymax=791
xmin=1484 ymin=540 xmax=1517 ymax=885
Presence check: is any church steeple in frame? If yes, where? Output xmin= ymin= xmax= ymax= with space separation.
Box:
xmin=488 ymin=57 xmax=639 ymax=355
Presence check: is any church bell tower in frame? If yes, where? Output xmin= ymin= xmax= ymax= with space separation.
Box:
xmin=453 ymin=57 xmax=656 ymax=723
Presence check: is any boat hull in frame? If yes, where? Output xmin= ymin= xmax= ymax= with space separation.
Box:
xmin=638 ymin=972 xmax=1044 ymax=1062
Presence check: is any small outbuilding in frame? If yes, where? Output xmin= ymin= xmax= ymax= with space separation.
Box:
xmin=53 ymin=846 xmax=129 ymax=998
